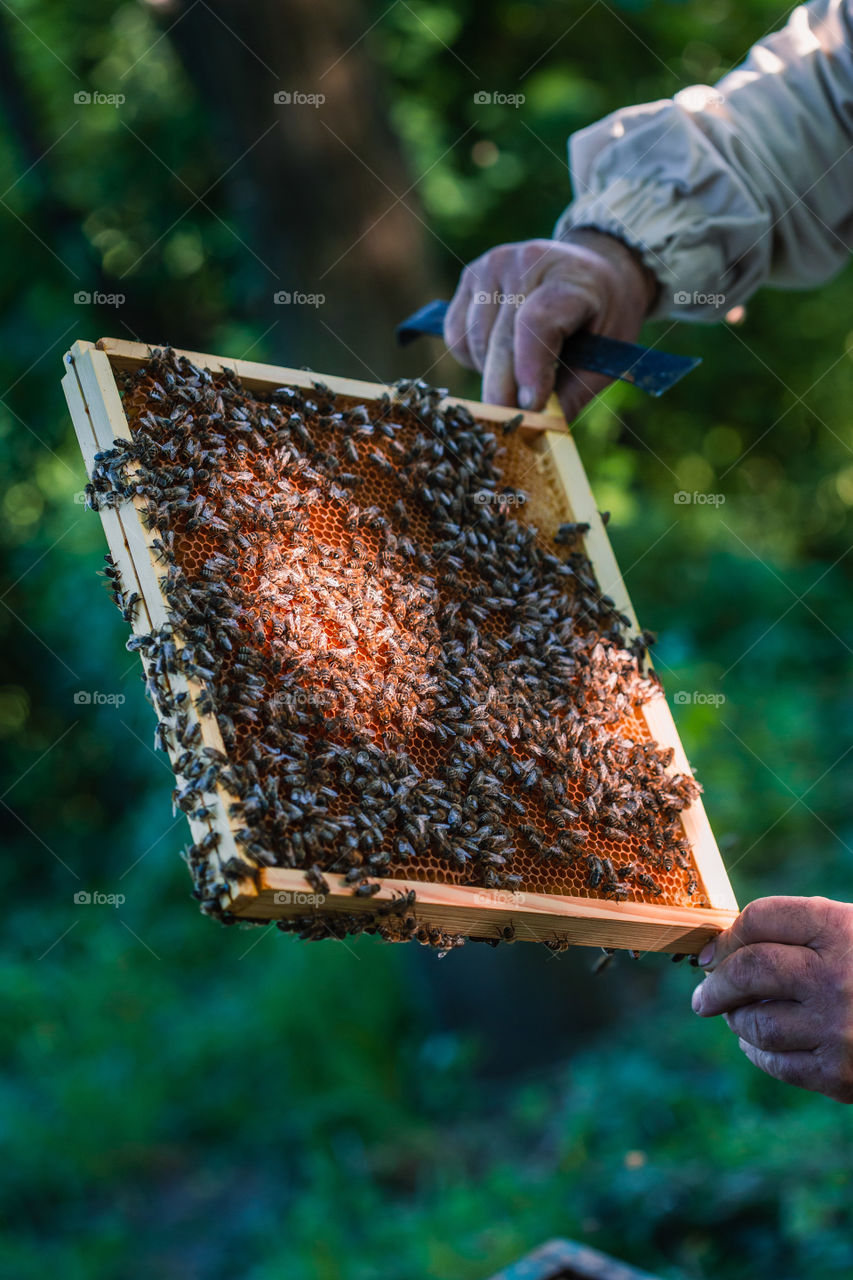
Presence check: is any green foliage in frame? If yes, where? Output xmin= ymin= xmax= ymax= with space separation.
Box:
xmin=2 ymin=1 xmax=853 ymax=1277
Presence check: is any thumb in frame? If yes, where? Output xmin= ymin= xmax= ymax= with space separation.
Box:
xmin=513 ymin=282 xmax=596 ymax=412
xmin=698 ymin=895 xmax=834 ymax=970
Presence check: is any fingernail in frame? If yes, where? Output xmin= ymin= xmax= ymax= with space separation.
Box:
xmin=691 ymin=982 xmax=704 ymax=1013
xmin=518 ymin=386 xmax=535 ymax=409
xmin=698 ymin=941 xmax=715 ymax=968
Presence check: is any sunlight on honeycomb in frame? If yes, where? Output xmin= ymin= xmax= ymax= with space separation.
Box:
xmin=118 ymin=363 xmax=707 ymax=910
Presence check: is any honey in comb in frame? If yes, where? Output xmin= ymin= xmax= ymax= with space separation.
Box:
xmin=88 ymin=347 xmax=706 ymax=947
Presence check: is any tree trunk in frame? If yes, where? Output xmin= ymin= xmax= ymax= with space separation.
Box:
xmin=162 ymin=0 xmax=435 ymax=379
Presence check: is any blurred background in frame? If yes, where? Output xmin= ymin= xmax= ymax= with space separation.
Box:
xmin=3 ymin=1 xmax=853 ymax=1277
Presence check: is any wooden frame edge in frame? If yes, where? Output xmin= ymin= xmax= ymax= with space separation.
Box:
xmin=544 ymin=429 xmax=737 ymax=914
xmin=240 ymin=869 xmax=737 ymax=952
xmin=93 ymin=336 xmax=568 ymax=434
xmin=62 ymin=336 xmax=738 ymax=945
xmin=63 ymin=343 xmax=258 ymax=914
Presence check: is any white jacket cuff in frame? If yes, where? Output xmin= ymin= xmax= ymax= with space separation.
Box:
xmin=554 ymin=97 xmax=771 ymax=322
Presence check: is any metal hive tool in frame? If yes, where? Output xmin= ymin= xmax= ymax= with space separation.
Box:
xmin=62 ymin=338 xmax=737 ymax=954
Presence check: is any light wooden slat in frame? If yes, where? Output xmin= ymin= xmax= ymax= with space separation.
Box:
xmin=643 ymin=696 xmax=738 ymax=912
xmin=544 ymin=425 xmax=737 ymax=913
xmin=64 ymin=344 xmax=255 ymax=912
xmin=246 ymin=869 xmax=735 ymax=953
xmin=62 ymin=363 xmax=155 ymax=637
xmin=93 ymin=336 xmax=566 ymax=435
xmin=545 ymin=428 xmax=640 ymax=631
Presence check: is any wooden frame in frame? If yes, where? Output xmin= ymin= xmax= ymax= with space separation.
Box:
xmin=62 ymin=337 xmax=737 ymax=952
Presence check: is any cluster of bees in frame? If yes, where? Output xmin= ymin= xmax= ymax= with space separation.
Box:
xmin=86 ymin=347 xmax=704 ymax=949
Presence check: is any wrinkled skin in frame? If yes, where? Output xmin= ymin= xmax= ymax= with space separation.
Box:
xmin=693 ymin=895 xmax=853 ymax=1103
xmin=444 ymin=230 xmax=658 ymax=421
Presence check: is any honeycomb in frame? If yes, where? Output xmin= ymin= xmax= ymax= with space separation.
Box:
xmin=88 ymin=347 xmax=708 ymax=943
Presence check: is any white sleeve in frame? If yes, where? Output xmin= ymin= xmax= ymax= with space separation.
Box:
xmin=554 ymin=0 xmax=853 ymax=320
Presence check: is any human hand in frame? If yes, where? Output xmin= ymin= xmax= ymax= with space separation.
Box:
xmin=443 ymin=231 xmax=658 ymax=421
xmin=692 ymin=895 xmax=853 ymax=1103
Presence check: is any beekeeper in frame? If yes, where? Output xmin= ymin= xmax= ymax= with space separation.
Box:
xmin=447 ymin=0 xmax=853 ymax=1104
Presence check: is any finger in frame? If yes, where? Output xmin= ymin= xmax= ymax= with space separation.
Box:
xmin=555 ymin=367 xmax=613 ymax=424
xmin=700 ymin=896 xmax=838 ymax=971
xmin=724 ymin=1000 xmax=819 ymax=1053
xmin=444 ymin=267 xmax=478 ymax=369
xmin=512 ymin=284 xmax=596 ymax=411
xmin=738 ymin=1038 xmax=819 ymax=1092
xmin=482 ymin=302 xmax=520 ymax=407
xmin=692 ymin=941 xmax=818 ymax=1016
xmin=465 ymin=288 xmax=502 ymax=373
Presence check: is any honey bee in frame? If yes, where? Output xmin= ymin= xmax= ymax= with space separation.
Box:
xmin=591 ymin=948 xmax=615 ymax=974
xmin=355 ymin=881 xmax=382 ymax=897
xmin=305 ymin=865 xmax=330 ymax=895
xmin=554 ymin=521 xmax=590 ymax=545
xmin=637 ymin=872 xmax=663 ymax=897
